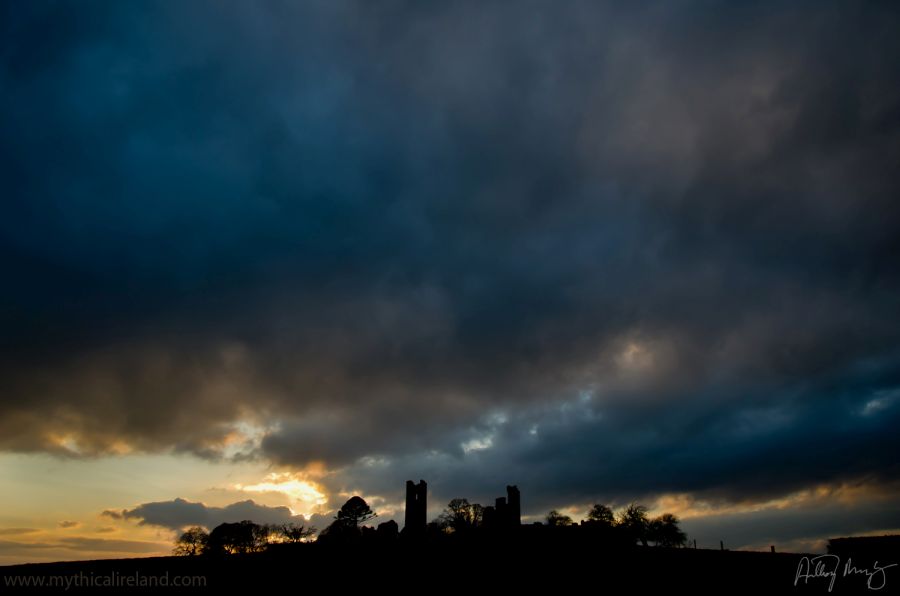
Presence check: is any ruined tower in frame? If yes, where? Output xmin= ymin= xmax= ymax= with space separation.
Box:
xmin=404 ymin=479 xmax=427 ymax=533
xmin=507 ymin=485 xmax=521 ymax=526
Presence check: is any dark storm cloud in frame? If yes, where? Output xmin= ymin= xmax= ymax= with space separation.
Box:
xmin=2 ymin=0 xmax=900 ymax=522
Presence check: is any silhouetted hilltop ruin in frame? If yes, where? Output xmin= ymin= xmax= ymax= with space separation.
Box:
xmin=481 ymin=484 xmax=521 ymax=530
xmin=403 ymin=479 xmax=427 ymax=535
xmin=3 ymin=480 xmax=898 ymax=594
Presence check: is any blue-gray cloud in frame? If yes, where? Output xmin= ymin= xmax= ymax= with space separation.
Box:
xmin=120 ymin=498 xmax=302 ymax=532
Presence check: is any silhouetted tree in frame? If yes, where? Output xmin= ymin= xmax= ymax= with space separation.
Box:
xmin=438 ymin=498 xmax=484 ymax=532
xmin=173 ymin=526 xmax=209 ymax=556
xmin=586 ymin=504 xmax=615 ymax=527
xmin=207 ymin=521 xmax=267 ymax=554
xmin=336 ymin=496 xmax=377 ymax=529
xmin=279 ymin=522 xmax=317 ymax=543
xmin=319 ymin=496 xmax=377 ymax=544
xmin=546 ymin=510 xmax=574 ymax=527
xmin=470 ymin=503 xmax=485 ymax=529
xmin=253 ymin=523 xmax=278 ymax=547
xmin=618 ymin=503 xmax=650 ymax=546
xmin=648 ymin=513 xmax=687 ymax=548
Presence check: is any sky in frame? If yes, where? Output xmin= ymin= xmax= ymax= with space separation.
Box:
xmin=2 ymin=0 xmax=900 ymax=564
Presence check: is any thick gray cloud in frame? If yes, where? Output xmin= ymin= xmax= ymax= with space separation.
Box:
xmin=2 ymin=0 xmax=900 ymax=540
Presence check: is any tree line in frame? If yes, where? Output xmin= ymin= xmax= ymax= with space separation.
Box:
xmin=174 ymin=495 xmax=687 ymax=555
xmin=173 ymin=521 xmax=316 ymax=556
xmin=172 ymin=496 xmax=372 ymax=555
xmin=545 ymin=503 xmax=687 ymax=547
xmin=434 ymin=498 xmax=686 ymax=547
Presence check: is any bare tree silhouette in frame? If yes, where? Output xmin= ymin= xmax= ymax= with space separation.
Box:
xmin=279 ymin=522 xmax=317 ymax=543
xmin=438 ymin=498 xmax=484 ymax=532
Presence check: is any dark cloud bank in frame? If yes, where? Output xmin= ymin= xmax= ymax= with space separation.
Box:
xmin=2 ymin=1 xmax=900 ymax=538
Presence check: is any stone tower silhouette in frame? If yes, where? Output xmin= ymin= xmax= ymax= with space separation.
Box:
xmin=507 ymin=485 xmax=521 ymax=526
xmin=404 ymin=479 xmax=427 ymax=533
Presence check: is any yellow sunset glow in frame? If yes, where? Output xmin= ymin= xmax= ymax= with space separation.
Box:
xmin=235 ymin=473 xmax=328 ymax=517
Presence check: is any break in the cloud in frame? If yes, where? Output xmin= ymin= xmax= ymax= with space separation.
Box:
xmin=2 ymin=0 xmax=900 ymax=549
